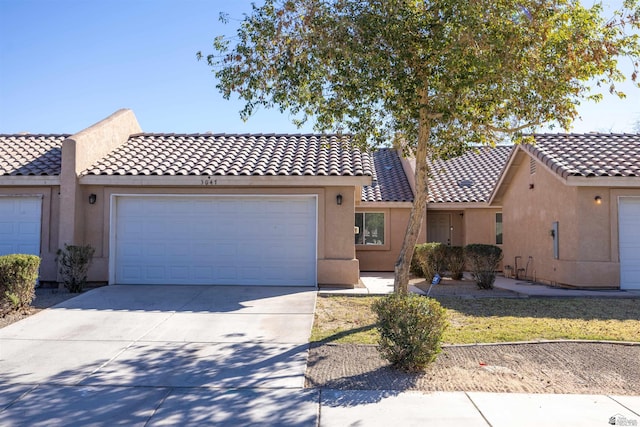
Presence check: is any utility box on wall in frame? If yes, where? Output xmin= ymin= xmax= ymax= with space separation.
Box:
xmin=551 ymin=221 xmax=559 ymax=259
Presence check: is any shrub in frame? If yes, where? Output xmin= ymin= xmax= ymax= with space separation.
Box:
xmin=409 ymin=247 xmax=423 ymax=276
xmin=412 ymin=243 xmax=448 ymax=280
xmin=57 ymin=244 xmax=95 ymax=293
xmin=372 ymin=293 xmax=448 ymax=372
xmin=446 ymin=246 xmax=465 ymax=280
xmin=0 ymin=254 xmax=40 ymax=311
xmin=464 ymin=244 xmax=503 ymax=289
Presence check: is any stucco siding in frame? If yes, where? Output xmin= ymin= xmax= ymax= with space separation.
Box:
xmin=501 ymin=152 xmax=623 ymax=287
xmin=501 ymin=153 xmax=579 ymax=284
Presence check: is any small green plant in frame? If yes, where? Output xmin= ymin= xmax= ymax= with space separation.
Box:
xmin=464 ymin=244 xmax=503 ymax=289
xmin=57 ymin=244 xmax=95 ymax=293
xmin=446 ymin=246 xmax=465 ymax=280
xmin=412 ymin=243 xmax=448 ymax=280
xmin=372 ymin=293 xmax=448 ymax=371
xmin=0 ymin=254 xmax=40 ymax=312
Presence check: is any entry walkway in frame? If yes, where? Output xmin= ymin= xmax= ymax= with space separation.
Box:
xmin=322 ymin=272 xmax=640 ymax=297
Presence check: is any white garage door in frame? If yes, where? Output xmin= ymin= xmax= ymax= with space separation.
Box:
xmin=619 ymin=197 xmax=640 ymax=290
xmin=0 ymin=196 xmax=41 ymax=256
xmin=112 ymin=195 xmax=317 ymax=286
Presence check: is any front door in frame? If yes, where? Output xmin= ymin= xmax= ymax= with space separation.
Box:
xmin=428 ymin=213 xmax=451 ymax=245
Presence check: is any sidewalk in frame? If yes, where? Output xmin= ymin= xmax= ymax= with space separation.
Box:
xmin=319 ymin=390 xmax=640 ymax=427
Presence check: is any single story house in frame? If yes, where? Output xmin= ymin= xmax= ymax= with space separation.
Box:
xmin=2 ymin=109 xmax=638 ymax=290
xmin=1 ymin=111 xmax=380 ymax=288
xmin=489 ymin=133 xmax=640 ymax=290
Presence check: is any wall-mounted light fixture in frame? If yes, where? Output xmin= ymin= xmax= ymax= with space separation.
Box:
xmin=336 ymin=194 xmax=343 ymax=205
xmin=594 ymin=195 xmax=602 ymax=205
xmin=89 ymin=194 xmax=97 ymax=205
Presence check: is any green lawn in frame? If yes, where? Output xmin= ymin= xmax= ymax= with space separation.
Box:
xmin=311 ymin=295 xmax=640 ymax=344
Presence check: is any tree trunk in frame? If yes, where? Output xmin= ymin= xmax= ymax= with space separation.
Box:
xmin=393 ymin=90 xmax=431 ymax=293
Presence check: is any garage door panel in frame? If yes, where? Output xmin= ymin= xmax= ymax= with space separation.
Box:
xmin=0 ymin=197 xmax=42 ymax=257
xmin=113 ymin=196 xmax=316 ymax=286
xmin=619 ymin=198 xmax=640 ymax=290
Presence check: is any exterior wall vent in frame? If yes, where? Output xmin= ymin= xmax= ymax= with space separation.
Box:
xmin=530 ymin=157 xmax=536 ymax=175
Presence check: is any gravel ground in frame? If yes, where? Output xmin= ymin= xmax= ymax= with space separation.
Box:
xmin=305 ymin=342 xmax=640 ymax=395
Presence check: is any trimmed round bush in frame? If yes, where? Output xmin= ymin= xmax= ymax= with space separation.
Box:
xmin=0 ymin=254 xmax=40 ymax=311
xmin=372 ymin=293 xmax=448 ymax=372
xmin=412 ymin=242 xmax=447 ymax=280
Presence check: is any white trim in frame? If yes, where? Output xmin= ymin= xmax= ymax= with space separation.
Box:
xmin=81 ymin=174 xmax=371 ymax=187
xmin=109 ymin=193 xmax=318 ymax=286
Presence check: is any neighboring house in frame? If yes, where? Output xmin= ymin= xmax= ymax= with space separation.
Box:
xmin=490 ymin=133 xmax=640 ymax=290
xmin=0 ymin=134 xmax=68 ymax=281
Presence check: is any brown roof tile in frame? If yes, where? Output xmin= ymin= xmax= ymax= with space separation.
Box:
xmin=0 ymin=134 xmax=67 ymax=176
xmin=361 ymin=148 xmax=414 ymax=202
xmin=525 ymin=133 xmax=640 ymax=178
xmin=83 ymin=133 xmax=373 ymax=177
xmin=427 ymin=146 xmax=513 ymax=203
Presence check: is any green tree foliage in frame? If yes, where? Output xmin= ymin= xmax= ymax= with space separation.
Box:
xmin=201 ymin=0 xmax=640 ymax=292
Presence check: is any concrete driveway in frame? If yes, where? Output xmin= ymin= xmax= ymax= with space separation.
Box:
xmin=0 ymin=285 xmax=318 ymax=426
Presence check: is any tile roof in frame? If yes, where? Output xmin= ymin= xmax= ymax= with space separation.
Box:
xmin=0 ymin=134 xmax=67 ymax=176
xmin=83 ymin=133 xmax=373 ymax=177
xmin=361 ymin=148 xmax=414 ymax=202
xmin=427 ymin=145 xmax=513 ymax=203
xmin=524 ymin=133 xmax=640 ymax=178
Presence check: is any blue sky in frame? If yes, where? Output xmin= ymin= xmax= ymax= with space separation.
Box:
xmin=0 ymin=0 xmax=638 ymax=135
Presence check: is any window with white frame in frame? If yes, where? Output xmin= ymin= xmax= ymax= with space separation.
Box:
xmin=355 ymin=212 xmax=385 ymax=245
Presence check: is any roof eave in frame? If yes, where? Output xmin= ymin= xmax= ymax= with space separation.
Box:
xmin=0 ymin=176 xmax=61 ymax=186
xmin=427 ymin=201 xmax=493 ymax=209
xmin=79 ymin=174 xmax=372 ymax=187
xmin=359 ymin=201 xmax=414 ymax=208
xmin=487 ymin=145 xmax=523 ymax=205
xmin=564 ymin=176 xmax=640 ymax=187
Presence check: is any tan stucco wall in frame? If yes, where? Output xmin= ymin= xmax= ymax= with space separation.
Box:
xmin=79 ymin=185 xmax=360 ymax=286
xmin=59 ymin=109 xmax=142 ymax=250
xmin=0 ymin=186 xmax=60 ymax=281
xmin=500 ymin=152 xmax=622 ymax=288
xmin=357 ymin=207 xmax=426 ymax=271
xmin=463 ymin=209 xmax=501 ymax=246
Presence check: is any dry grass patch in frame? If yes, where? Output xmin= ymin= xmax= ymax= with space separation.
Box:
xmin=312 ymin=295 xmax=640 ymax=344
